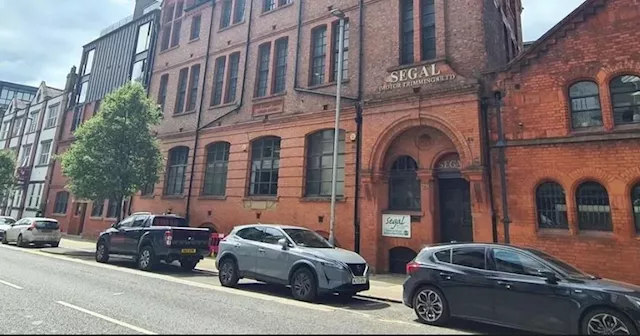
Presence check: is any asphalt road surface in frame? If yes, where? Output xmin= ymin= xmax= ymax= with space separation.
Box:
xmin=0 ymin=244 xmax=521 ymax=335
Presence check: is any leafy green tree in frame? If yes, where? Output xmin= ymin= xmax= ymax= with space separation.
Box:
xmin=60 ymin=82 xmax=163 ymax=221
xmin=0 ymin=149 xmax=17 ymax=203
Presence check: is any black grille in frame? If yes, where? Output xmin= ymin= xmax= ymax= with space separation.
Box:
xmin=347 ymin=263 xmax=366 ymax=276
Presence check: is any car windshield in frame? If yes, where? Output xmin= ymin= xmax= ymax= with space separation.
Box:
xmin=152 ymin=217 xmax=188 ymax=227
xmin=0 ymin=218 xmax=15 ymax=225
xmin=283 ymin=229 xmax=333 ymax=248
xmin=527 ymin=248 xmax=594 ymax=279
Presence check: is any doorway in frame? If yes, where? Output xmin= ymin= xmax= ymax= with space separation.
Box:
xmin=388 ymin=247 xmax=417 ymax=274
xmin=438 ymin=178 xmax=473 ymax=243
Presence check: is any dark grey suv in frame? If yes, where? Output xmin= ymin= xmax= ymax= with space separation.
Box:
xmin=216 ymin=224 xmax=370 ymax=302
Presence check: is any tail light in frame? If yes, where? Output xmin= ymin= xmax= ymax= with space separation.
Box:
xmin=406 ymin=261 xmax=420 ymax=275
xmin=164 ymin=230 xmax=172 ymax=246
xmin=26 ymin=223 xmax=35 ymax=231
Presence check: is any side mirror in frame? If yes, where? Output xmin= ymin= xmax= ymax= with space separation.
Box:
xmin=539 ymin=270 xmax=559 ymax=283
xmin=278 ymin=238 xmax=289 ymax=250
xmin=111 ymin=223 xmax=118 ymax=229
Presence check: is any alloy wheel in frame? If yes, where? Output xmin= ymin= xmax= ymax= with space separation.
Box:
xmin=415 ymin=289 xmax=444 ymax=322
xmin=587 ymin=313 xmax=631 ymax=335
xmin=293 ymin=272 xmax=311 ymax=298
xmin=139 ymin=249 xmax=151 ymax=269
xmin=96 ymin=244 xmax=105 ymax=260
xmin=220 ymin=262 xmax=233 ymax=284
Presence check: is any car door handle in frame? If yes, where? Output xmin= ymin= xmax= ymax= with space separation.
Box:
xmin=497 ymin=281 xmax=513 ymax=289
xmin=257 ymin=248 xmax=265 ymax=253
xmin=439 ymin=272 xmax=452 ymax=280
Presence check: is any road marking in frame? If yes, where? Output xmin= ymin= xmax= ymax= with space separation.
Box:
xmin=56 ymin=301 xmax=157 ymax=335
xmin=0 ymin=278 xmax=23 ymax=290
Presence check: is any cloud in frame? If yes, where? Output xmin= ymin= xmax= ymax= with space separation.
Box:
xmin=0 ymin=0 xmax=586 ymax=89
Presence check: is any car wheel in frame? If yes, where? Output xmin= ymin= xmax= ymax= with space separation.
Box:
xmin=180 ymin=260 xmax=198 ymax=272
xmin=95 ymin=240 xmax=109 ymax=263
xmin=413 ymin=286 xmax=450 ymax=326
xmin=581 ymin=308 xmax=637 ymax=335
xmin=137 ymin=245 xmax=156 ymax=271
xmin=51 ymin=241 xmax=59 ymax=248
xmin=291 ymin=267 xmax=317 ymax=302
xmin=2 ymin=234 xmax=8 ymax=244
xmin=16 ymin=234 xmax=25 ymax=247
xmin=218 ymin=258 xmax=239 ymax=287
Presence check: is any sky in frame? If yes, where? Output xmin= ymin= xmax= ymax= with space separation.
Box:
xmin=0 ymin=0 xmax=586 ymax=90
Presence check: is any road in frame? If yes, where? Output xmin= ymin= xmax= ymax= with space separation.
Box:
xmin=0 ymin=243 xmax=519 ymax=335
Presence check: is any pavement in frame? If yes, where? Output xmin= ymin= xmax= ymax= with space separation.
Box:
xmin=0 ymin=241 xmax=523 ymax=335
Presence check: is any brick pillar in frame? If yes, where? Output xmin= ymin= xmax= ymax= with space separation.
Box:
xmin=360 ymin=171 xmax=387 ymax=273
xmin=417 ymin=169 xmax=436 ymax=243
xmin=462 ymin=168 xmax=494 ymax=243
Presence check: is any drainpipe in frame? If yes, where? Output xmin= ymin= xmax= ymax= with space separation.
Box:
xmin=185 ymin=0 xmax=217 ymax=222
xmin=352 ymin=0 xmax=365 ymax=254
xmin=480 ymin=97 xmax=498 ymax=243
xmin=494 ymin=90 xmax=511 ymax=244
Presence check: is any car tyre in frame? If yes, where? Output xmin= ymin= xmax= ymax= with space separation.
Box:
xmin=2 ymin=234 xmax=8 ymax=244
xmin=291 ymin=267 xmax=318 ymax=302
xmin=16 ymin=234 xmax=25 ymax=247
xmin=218 ymin=258 xmax=239 ymax=287
xmin=137 ymin=245 xmax=157 ymax=271
xmin=581 ymin=307 xmax=637 ymax=335
xmin=95 ymin=240 xmax=110 ymax=263
xmin=180 ymin=260 xmax=198 ymax=272
xmin=51 ymin=241 xmax=59 ymax=248
xmin=412 ymin=286 xmax=450 ymax=326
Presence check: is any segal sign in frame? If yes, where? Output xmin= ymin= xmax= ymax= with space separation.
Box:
xmin=378 ymin=64 xmax=456 ymax=91
xmin=382 ymin=214 xmax=411 ymax=238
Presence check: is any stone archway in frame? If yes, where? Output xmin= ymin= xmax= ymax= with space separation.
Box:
xmin=198 ymin=222 xmax=218 ymax=233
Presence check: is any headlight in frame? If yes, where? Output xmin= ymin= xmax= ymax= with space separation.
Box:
xmin=321 ymin=261 xmax=345 ymax=270
xmin=627 ymin=296 xmax=640 ymax=308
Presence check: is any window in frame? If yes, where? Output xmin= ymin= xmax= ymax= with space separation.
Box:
xmin=400 ymin=0 xmax=414 ymax=65
xmin=1 ymin=122 xmax=9 ymax=139
xmin=12 ymin=118 xmax=23 ymax=137
xmin=211 ymin=57 xmax=226 ymax=106
xmin=331 ymin=20 xmax=349 ymax=82
xmin=255 ymin=43 xmax=271 ymax=97
xmin=106 ymin=198 xmax=121 ymax=218
xmin=77 ymin=81 xmax=89 ymax=104
xmin=158 ymin=74 xmax=169 ymax=112
xmin=261 ymin=227 xmax=285 ymax=244
xmin=202 ymin=142 xmax=230 ymax=196
xmin=53 ymin=191 xmax=69 ymax=214
xmin=27 ymin=183 xmax=42 ymax=209
xmin=28 ymin=111 xmax=39 ymax=133
xmin=135 ymin=22 xmax=152 ymax=54
xmin=186 ymin=64 xmax=201 ymax=111
xmin=165 ymin=146 xmax=189 ymax=195
xmin=492 ymin=248 xmax=551 ymax=276
xmin=220 ymin=0 xmax=233 ymax=28
xmin=535 ymin=182 xmax=568 ymax=229
xmin=71 ymin=106 xmax=83 ymax=132
xmin=171 ymin=19 xmax=182 ymax=48
xmin=249 ymin=136 xmax=281 ymax=196
xmin=389 ymin=156 xmax=421 ymax=211
xmin=141 ymin=183 xmax=154 ymax=196
xmin=451 ymin=247 xmax=486 ymax=269
xmin=433 ymin=249 xmax=451 ymax=263
xmin=420 ymin=0 xmax=436 ymax=61
xmin=305 ymin=129 xmax=345 ymax=197
xmin=20 ymin=144 xmax=31 ymax=167
xmin=161 ymin=24 xmax=172 ymax=51
xmin=399 ymin=0 xmax=436 ymax=64
xmin=576 ymin=181 xmax=611 ymax=231
xmin=38 ymin=141 xmax=52 ymax=165
xmin=190 ymin=15 xmax=201 ymax=40
xmin=83 ymin=49 xmax=95 ymax=75
xmin=310 ymin=26 xmax=327 ymax=86
xmin=117 ymin=217 xmax=134 ymax=228
xmin=610 ymin=75 xmax=640 ymax=125
xmin=263 ymin=0 xmax=290 ymax=12
xmin=91 ymin=200 xmax=104 ymax=217
xmin=569 ymin=81 xmax=602 ymax=129
xmin=175 ymin=67 xmax=189 ymax=113
xmin=160 ymin=1 xmax=184 ymax=51
xmin=45 ymin=104 xmax=59 ymax=128
xmin=272 ymin=38 xmax=288 ymax=94
xmin=225 ymin=53 xmax=241 ymax=103
xmin=236 ymin=227 xmax=264 ymax=241
xmin=633 ymin=184 xmax=640 ymax=234
xmin=233 ymin=0 xmax=245 ymax=24
xmin=131 ymin=59 xmax=146 ymax=82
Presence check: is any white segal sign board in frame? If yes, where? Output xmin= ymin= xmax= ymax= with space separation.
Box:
xmin=382 ymin=214 xmax=411 ymax=238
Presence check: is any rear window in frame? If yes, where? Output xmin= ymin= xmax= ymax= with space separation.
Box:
xmin=152 ymin=217 xmax=188 ymax=227
xmin=433 ymin=249 xmax=451 ymax=263
xmin=35 ymin=220 xmax=59 ymax=230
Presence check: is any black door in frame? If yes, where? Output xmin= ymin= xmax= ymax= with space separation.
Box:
xmin=438 ymin=178 xmax=473 ymax=243
xmin=389 ymin=247 xmax=417 ymax=274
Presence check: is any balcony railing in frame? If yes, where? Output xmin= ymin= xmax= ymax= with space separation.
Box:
xmin=100 ymin=14 xmax=134 ymax=37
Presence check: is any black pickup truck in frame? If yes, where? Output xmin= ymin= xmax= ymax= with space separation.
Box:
xmin=95 ymin=213 xmax=210 ymax=271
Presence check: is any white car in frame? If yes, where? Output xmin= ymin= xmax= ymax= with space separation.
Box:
xmin=1 ymin=217 xmax=61 ymax=247
xmin=0 ymin=216 xmax=17 ymax=242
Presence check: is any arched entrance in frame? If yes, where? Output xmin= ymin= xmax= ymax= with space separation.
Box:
xmin=435 ymin=153 xmax=473 ymax=243
xmin=199 ymin=223 xmax=218 ymax=233
xmin=388 ymin=247 xmax=417 ymax=274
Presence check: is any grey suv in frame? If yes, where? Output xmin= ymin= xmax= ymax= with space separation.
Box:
xmin=216 ymin=224 xmax=370 ymax=302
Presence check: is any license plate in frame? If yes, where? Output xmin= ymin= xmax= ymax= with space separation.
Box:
xmin=40 ymin=229 xmax=52 ymax=233
xmin=352 ymin=276 xmax=367 ymax=285
xmin=181 ymin=248 xmax=196 ymax=254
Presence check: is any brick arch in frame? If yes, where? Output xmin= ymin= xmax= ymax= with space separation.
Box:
xmin=198 ymin=222 xmax=219 ymax=233
xmin=567 ymin=167 xmax=616 ymax=196
xmin=430 ymin=150 xmax=460 ymax=170
xmin=599 ymin=60 xmax=640 ymax=84
xmin=369 ymin=115 xmax=473 ymax=174
xmin=618 ymin=167 xmax=640 ymax=197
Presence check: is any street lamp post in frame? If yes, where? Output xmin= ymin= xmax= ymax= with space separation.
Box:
xmin=328 ymin=9 xmax=346 ymax=246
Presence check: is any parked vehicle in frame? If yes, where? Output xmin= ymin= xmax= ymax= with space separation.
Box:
xmin=0 ymin=216 xmax=16 ymax=242
xmin=1 ymin=217 xmax=61 ymax=247
xmin=403 ymin=242 xmax=640 ymax=335
xmin=95 ymin=214 xmax=210 ymax=272
xmin=216 ymin=224 xmax=370 ymax=302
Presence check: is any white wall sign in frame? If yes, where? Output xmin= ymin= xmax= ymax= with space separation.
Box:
xmin=382 ymin=214 xmax=411 ymax=238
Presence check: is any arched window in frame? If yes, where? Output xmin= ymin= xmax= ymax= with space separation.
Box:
xmin=164 ymin=146 xmax=189 ymax=196
xmin=610 ymin=75 xmax=640 ymax=125
xmin=569 ymin=81 xmax=602 ymax=129
xmin=53 ymin=191 xmax=69 ymax=214
xmin=202 ymin=142 xmax=230 ymax=196
xmin=249 ymin=136 xmax=281 ymax=196
xmin=631 ymin=184 xmax=640 ymax=234
xmin=535 ymin=182 xmax=568 ymax=229
xmin=305 ymin=129 xmax=345 ymax=197
xmin=389 ymin=156 xmax=420 ymax=211
xmin=575 ymin=181 xmax=611 ymax=232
